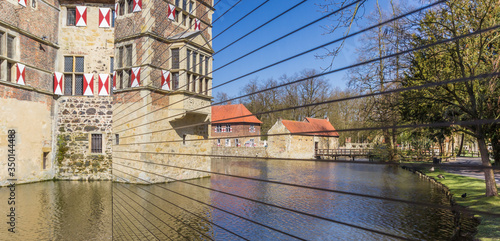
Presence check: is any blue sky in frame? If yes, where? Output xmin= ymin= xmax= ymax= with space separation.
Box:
xmin=210 ymin=0 xmax=372 ymax=98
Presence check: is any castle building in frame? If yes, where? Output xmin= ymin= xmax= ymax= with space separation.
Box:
xmin=211 ymin=104 xmax=262 ymax=147
xmin=0 ymin=0 xmax=214 ymax=185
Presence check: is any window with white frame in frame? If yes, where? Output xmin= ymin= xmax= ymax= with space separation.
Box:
xmin=249 ymin=124 xmax=256 ymax=133
xmin=225 ymin=139 xmax=230 ymax=147
xmin=225 ymin=124 xmax=232 ymax=132
xmin=63 ymin=56 xmax=84 ymax=95
xmin=215 ymin=124 xmax=222 ymax=133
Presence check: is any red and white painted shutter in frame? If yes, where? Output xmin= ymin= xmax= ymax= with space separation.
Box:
xmin=76 ymin=6 xmax=87 ymax=27
xmin=54 ymin=72 xmax=63 ymax=95
xmin=98 ymin=74 xmax=110 ymax=96
xmin=131 ymin=67 xmax=140 ymax=87
xmin=16 ymin=63 xmax=25 ymax=85
xmin=83 ymin=73 xmax=94 ymax=96
xmin=194 ymin=19 xmax=201 ymax=31
xmin=133 ymin=0 xmax=142 ymax=12
xmin=115 ymin=3 xmax=119 ymax=19
xmin=18 ymin=0 xmax=26 ymax=7
xmin=112 ymin=71 xmax=117 ymax=90
xmin=99 ymin=8 xmax=111 ymax=28
xmin=167 ymin=4 xmax=176 ymax=21
xmin=161 ymin=70 xmax=171 ymax=90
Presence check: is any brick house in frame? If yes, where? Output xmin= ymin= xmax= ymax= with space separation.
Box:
xmin=212 ymin=104 xmax=262 ymax=147
xmin=0 ymin=0 xmax=214 ymax=185
xmin=267 ymin=117 xmax=339 ymax=159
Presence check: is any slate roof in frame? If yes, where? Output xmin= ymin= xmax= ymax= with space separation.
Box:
xmin=212 ymin=104 xmax=263 ymax=124
xmin=281 ymin=117 xmax=339 ymax=137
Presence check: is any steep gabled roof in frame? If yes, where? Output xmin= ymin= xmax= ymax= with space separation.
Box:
xmin=212 ymin=104 xmax=263 ymax=124
xmin=281 ymin=117 xmax=339 ymax=137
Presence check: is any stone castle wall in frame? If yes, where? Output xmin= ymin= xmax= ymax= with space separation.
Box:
xmin=55 ymin=96 xmax=113 ymax=180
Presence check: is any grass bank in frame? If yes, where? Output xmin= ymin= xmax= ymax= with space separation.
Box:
xmin=422 ymin=169 xmax=500 ymax=240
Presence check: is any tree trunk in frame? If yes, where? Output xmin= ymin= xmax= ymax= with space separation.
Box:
xmin=477 ymin=136 xmax=498 ymax=197
xmin=457 ymin=133 xmax=465 ymax=156
xmin=492 ymin=134 xmax=500 ymax=166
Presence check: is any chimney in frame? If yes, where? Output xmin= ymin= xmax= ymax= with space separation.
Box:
xmin=227 ymin=101 xmax=231 ymax=105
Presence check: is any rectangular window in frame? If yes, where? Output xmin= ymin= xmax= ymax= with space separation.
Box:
xmin=125 ymin=45 xmax=132 ymax=67
xmin=42 ymin=152 xmax=48 ymax=169
xmin=216 ymin=124 xmax=222 ymax=133
xmin=183 ymin=14 xmax=187 ymax=25
xmin=198 ymin=54 xmax=203 ymax=74
xmin=67 ymin=8 xmax=76 ymax=26
xmin=172 ymin=72 xmax=179 ymax=90
xmin=189 ymin=1 xmax=193 ymax=12
xmin=249 ymin=124 xmax=256 ymax=133
xmin=205 ymin=57 xmax=209 ymax=75
xmin=111 ymin=10 xmax=115 ymax=27
xmin=64 ymin=74 xmax=72 ymax=95
xmin=186 ymin=74 xmax=191 ymax=91
xmin=75 ymin=57 xmax=84 ymax=72
xmin=91 ymin=134 xmax=103 ymax=153
xmin=64 ymin=56 xmax=73 ymax=72
xmin=7 ymin=35 xmax=14 ymax=59
xmin=235 ymin=139 xmax=239 ymax=147
xmin=129 ymin=0 xmax=134 ymax=13
xmin=115 ymin=134 xmax=119 ymax=145
xmin=32 ymin=0 xmax=37 ymax=8
xmin=186 ymin=49 xmax=191 ymax=70
xmin=225 ymin=124 xmax=231 ymax=132
xmin=183 ymin=134 xmax=186 ymax=145
xmin=182 ymin=0 xmax=187 ymax=10
xmin=171 ymin=49 xmax=179 ymax=69
xmin=6 ymin=62 xmax=12 ymax=82
xmin=199 ymin=78 xmax=203 ymax=94
xmin=192 ymin=52 xmax=197 ymax=72
xmin=118 ymin=47 xmax=123 ymax=68
xmin=225 ymin=139 xmax=230 ymax=147
xmin=110 ymin=57 xmax=114 ymax=72
xmin=175 ymin=10 xmax=180 ymax=22
xmin=119 ymin=71 xmax=124 ymax=89
xmin=0 ymin=32 xmax=3 ymax=55
xmin=119 ymin=0 xmax=125 ymax=16
xmin=217 ymin=139 xmax=221 ymax=146
xmin=191 ymin=75 xmax=196 ymax=92
xmin=75 ymin=74 xmax=84 ymax=95
xmin=205 ymin=79 xmax=209 ymax=95
xmin=175 ymin=0 xmax=180 ymax=7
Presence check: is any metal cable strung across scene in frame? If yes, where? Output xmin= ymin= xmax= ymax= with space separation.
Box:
xmin=112 ymin=0 xmax=451 ymax=131
xmin=112 ymin=0 xmax=310 ymax=118
xmin=113 ymin=163 xmax=417 ymax=240
xmin=112 ymin=0 xmax=366 ymax=122
xmin=112 ymin=0 xmax=237 ymax=113
xmin=114 ymin=210 xmax=138 ymax=240
xmin=113 ymin=174 xmax=251 ymax=241
xmin=113 ymin=22 xmax=498 ymax=138
xmin=114 ymin=184 xmax=197 ymax=240
xmin=115 ymin=70 xmax=500 ymax=141
xmin=112 ymin=169 xmax=308 ymax=241
xmin=114 ymin=201 xmax=151 ymax=240
xmin=112 ymin=0 xmax=308 ymax=117
xmin=111 ymin=154 xmax=500 ymax=218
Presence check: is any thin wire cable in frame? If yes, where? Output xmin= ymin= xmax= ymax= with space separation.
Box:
xmin=112 ymin=0 xmax=453 ymax=131
xmin=113 ymin=168 xmax=308 ymax=241
xmin=112 ymin=0 xmax=235 ymax=113
xmin=113 ymin=162 xmax=415 ymax=240
xmin=113 ymin=0 xmax=366 ymax=122
xmin=114 ymin=211 xmax=136 ymax=241
xmin=116 ymin=70 xmax=500 ymax=140
xmin=111 ymin=155 xmax=500 ymax=218
xmin=114 ymin=175 xmax=250 ymax=240
xmin=115 ymin=199 xmax=157 ymax=240
xmin=113 ymin=202 xmax=147 ymax=240
xmin=114 ymin=196 xmax=163 ymax=241
xmin=112 ymin=155 xmax=500 ymax=219
xmin=115 ymin=182 xmax=213 ymax=240
xmin=113 ymin=0 xmax=306 ymax=118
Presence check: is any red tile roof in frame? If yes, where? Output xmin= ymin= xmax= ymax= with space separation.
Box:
xmin=212 ymin=104 xmax=263 ymax=124
xmin=281 ymin=117 xmax=339 ymax=137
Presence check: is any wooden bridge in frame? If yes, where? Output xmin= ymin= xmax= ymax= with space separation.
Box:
xmin=315 ymin=149 xmax=375 ymax=161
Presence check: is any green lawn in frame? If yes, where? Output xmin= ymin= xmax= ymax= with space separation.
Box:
xmin=422 ymin=169 xmax=500 ymax=240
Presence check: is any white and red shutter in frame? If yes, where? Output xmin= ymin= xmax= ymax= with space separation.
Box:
xmin=54 ymin=72 xmax=63 ymax=95
xmin=98 ymin=74 xmax=110 ymax=96
xmin=76 ymin=6 xmax=87 ymax=27
xmin=161 ymin=70 xmax=171 ymax=90
xmin=18 ymin=0 xmax=26 ymax=7
xmin=133 ymin=0 xmax=142 ymax=12
xmin=16 ymin=63 xmax=25 ymax=85
xmin=115 ymin=3 xmax=119 ymax=19
xmin=99 ymin=8 xmax=111 ymax=28
xmin=167 ymin=4 xmax=176 ymax=21
xmin=194 ymin=19 xmax=201 ymax=31
xmin=83 ymin=73 xmax=94 ymax=96
xmin=112 ymin=71 xmax=117 ymax=90
xmin=131 ymin=67 xmax=140 ymax=87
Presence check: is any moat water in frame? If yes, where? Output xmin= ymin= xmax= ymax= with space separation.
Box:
xmin=0 ymin=159 xmax=472 ymax=240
